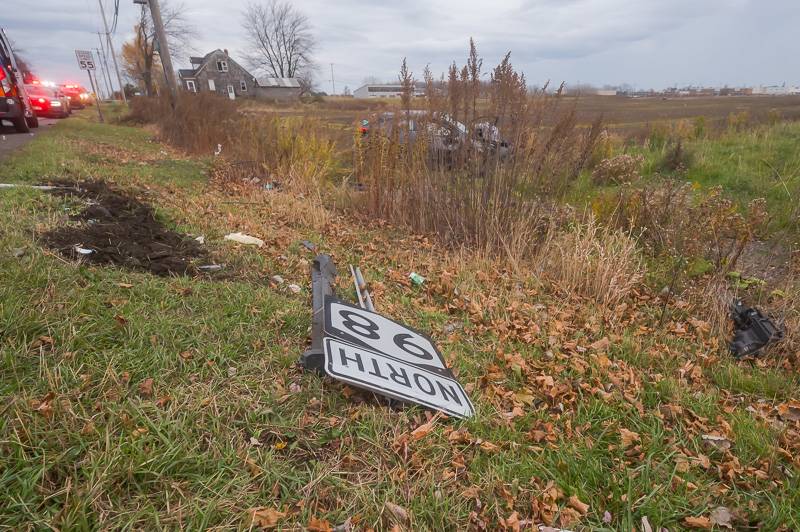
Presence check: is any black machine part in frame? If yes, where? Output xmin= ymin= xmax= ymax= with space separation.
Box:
xmin=729 ymin=300 xmax=784 ymax=358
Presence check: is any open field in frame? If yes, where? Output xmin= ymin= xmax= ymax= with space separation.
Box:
xmin=245 ymin=95 xmax=800 ymax=149
xmin=0 ymin=101 xmax=798 ymax=530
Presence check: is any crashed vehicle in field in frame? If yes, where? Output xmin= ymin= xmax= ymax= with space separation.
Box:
xmin=0 ymin=28 xmax=38 ymax=132
xmin=361 ymin=110 xmax=511 ymax=164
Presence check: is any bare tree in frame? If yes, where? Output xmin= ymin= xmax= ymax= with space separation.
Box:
xmin=121 ymin=1 xmax=195 ymax=96
xmin=242 ymin=0 xmax=316 ymax=84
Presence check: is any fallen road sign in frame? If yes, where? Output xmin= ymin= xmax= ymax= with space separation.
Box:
xmin=324 ymin=296 xmax=451 ymax=376
xmin=324 ymin=337 xmax=475 ymax=419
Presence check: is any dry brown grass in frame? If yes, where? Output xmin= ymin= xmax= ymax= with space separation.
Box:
xmin=533 ymin=218 xmax=645 ymax=307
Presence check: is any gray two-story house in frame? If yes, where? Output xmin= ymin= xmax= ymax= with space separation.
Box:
xmin=178 ymin=49 xmax=258 ymax=100
xmin=178 ymin=49 xmax=301 ymax=101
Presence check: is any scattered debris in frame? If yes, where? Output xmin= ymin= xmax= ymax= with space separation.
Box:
xmin=408 ymin=272 xmax=425 ymax=286
xmin=40 ymin=180 xmax=207 ymax=276
xmin=270 ymin=275 xmax=285 ymax=285
xmin=198 ymin=264 xmax=224 ymax=272
xmin=224 ymin=232 xmax=264 ymax=247
xmin=195 ymin=235 xmax=205 ymax=244
xmin=214 ymin=143 xmax=222 ymax=156
xmin=729 ymin=299 xmax=784 ymax=358
xmin=73 ymin=245 xmax=94 ymax=255
xmin=288 ymin=283 xmax=301 ymax=294
xmin=300 ymin=239 xmax=317 ymax=252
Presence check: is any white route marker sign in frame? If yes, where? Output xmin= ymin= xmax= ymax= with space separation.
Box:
xmin=323 ymin=297 xmax=475 ymax=418
xmin=75 ymin=50 xmax=96 ymax=70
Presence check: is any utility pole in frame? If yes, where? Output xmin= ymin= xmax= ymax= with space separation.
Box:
xmin=94 ymin=47 xmax=111 ymax=99
xmin=330 ymin=63 xmax=336 ymax=95
xmin=95 ymin=39 xmax=113 ymax=97
xmin=96 ymin=33 xmax=114 ymax=97
xmin=97 ymin=0 xmax=127 ymax=102
xmin=147 ymin=0 xmax=178 ymax=106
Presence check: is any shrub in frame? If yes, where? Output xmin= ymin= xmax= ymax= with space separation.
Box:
xmin=600 ymin=180 xmax=766 ymax=271
xmin=656 ymin=139 xmax=693 ymax=174
xmin=591 ymin=154 xmax=644 ymax=185
xmin=122 ymin=93 xmax=337 ymax=193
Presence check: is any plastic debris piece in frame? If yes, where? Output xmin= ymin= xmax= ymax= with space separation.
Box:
xmin=729 ymin=299 xmax=783 ymax=358
xmin=270 ymin=275 xmax=285 ymax=285
xmin=74 ymin=245 xmax=94 ymax=255
xmin=300 ymin=240 xmax=317 ymax=252
xmin=198 ymin=264 xmax=224 ymax=272
xmin=408 ymin=272 xmax=425 ymax=286
xmin=224 ymin=232 xmax=264 ymax=247
xmin=195 ymin=235 xmax=205 ymax=244
xmin=288 ymin=283 xmax=302 ymax=294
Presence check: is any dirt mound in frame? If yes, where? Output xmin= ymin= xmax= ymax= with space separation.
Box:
xmin=40 ymin=180 xmax=207 ymax=276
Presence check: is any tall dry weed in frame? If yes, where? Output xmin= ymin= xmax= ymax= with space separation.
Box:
xmin=534 ymin=218 xmax=645 ymax=307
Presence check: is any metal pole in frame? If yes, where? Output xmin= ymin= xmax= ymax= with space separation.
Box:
xmin=87 ymin=70 xmax=104 ymax=123
xmin=330 ymin=63 xmax=336 ymax=95
xmin=147 ymin=0 xmax=178 ymax=107
xmin=97 ymin=0 xmax=127 ymax=102
xmin=94 ymin=43 xmax=112 ymax=99
xmin=300 ymin=254 xmax=337 ymax=373
xmin=96 ymin=34 xmax=114 ymax=98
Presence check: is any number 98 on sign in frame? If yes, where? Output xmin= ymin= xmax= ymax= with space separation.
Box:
xmin=325 ymin=298 xmax=449 ymax=374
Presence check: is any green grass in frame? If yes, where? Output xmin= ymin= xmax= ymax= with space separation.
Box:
xmin=0 ymin=111 xmax=798 ymax=529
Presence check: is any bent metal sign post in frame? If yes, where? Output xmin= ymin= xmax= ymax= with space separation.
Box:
xmin=322 ymin=297 xmax=475 ymax=419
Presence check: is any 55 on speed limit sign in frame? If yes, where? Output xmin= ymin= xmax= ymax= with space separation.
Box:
xmin=323 ymin=297 xmax=475 ymax=418
xmin=75 ymin=50 xmax=96 ymax=70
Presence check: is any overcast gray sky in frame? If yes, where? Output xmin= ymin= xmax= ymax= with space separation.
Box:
xmin=3 ymin=0 xmax=798 ymax=93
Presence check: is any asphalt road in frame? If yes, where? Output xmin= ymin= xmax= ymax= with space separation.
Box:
xmin=0 ymin=117 xmax=59 ymax=160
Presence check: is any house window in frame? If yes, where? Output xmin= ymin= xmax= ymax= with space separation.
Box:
xmin=216 ymin=60 xmax=228 ymax=72
xmin=185 ymin=80 xmax=196 ymax=92
xmin=240 ymin=80 xmax=247 ymax=92
xmin=208 ymin=79 xmax=216 ymax=91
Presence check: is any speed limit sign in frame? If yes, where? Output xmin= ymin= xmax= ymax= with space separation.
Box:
xmin=75 ymin=50 xmax=96 ymax=70
xmin=323 ymin=296 xmax=474 ymax=418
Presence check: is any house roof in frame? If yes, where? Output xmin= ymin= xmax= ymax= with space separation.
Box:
xmin=180 ymin=49 xmax=256 ymax=80
xmin=257 ymin=77 xmax=301 ymax=88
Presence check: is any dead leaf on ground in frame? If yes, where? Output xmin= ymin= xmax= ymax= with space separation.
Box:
xmin=567 ymin=495 xmax=589 ymax=515
xmin=384 ymin=501 xmax=410 ymax=524
xmin=701 ymin=434 xmax=732 ymax=451
xmin=777 ymin=401 xmax=800 ymax=422
xmin=411 ymin=419 xmax=435 ymax=440
xmin=683 ymin=515 xmax=712 ymax=529
xmin=710 ymin=506 xmax=733 ymax=529
xmin=138 ymin=378 xmax=154 ymax=397
xmin=461 ymin=485 xmax=481 ymax=498
xmin=619 ymin=428 xmax=641 ymax=447
xmin=308 ymin=517 xmax=333 ymax=532
xmin=248 ymin=507 xmax=285 ymax=528
xmin=589 ymin=336 xmax=610 ymax=351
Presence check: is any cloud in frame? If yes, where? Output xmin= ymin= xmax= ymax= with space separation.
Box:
xmin=2 ymin=0 xmax=797 ymax=92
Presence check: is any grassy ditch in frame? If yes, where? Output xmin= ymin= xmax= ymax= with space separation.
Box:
xmin=0 ymin=105 xmax=798 ymax=530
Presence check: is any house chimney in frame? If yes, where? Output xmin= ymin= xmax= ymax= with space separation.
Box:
xmin=224 ymin=49 xmax=229 ymax=56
